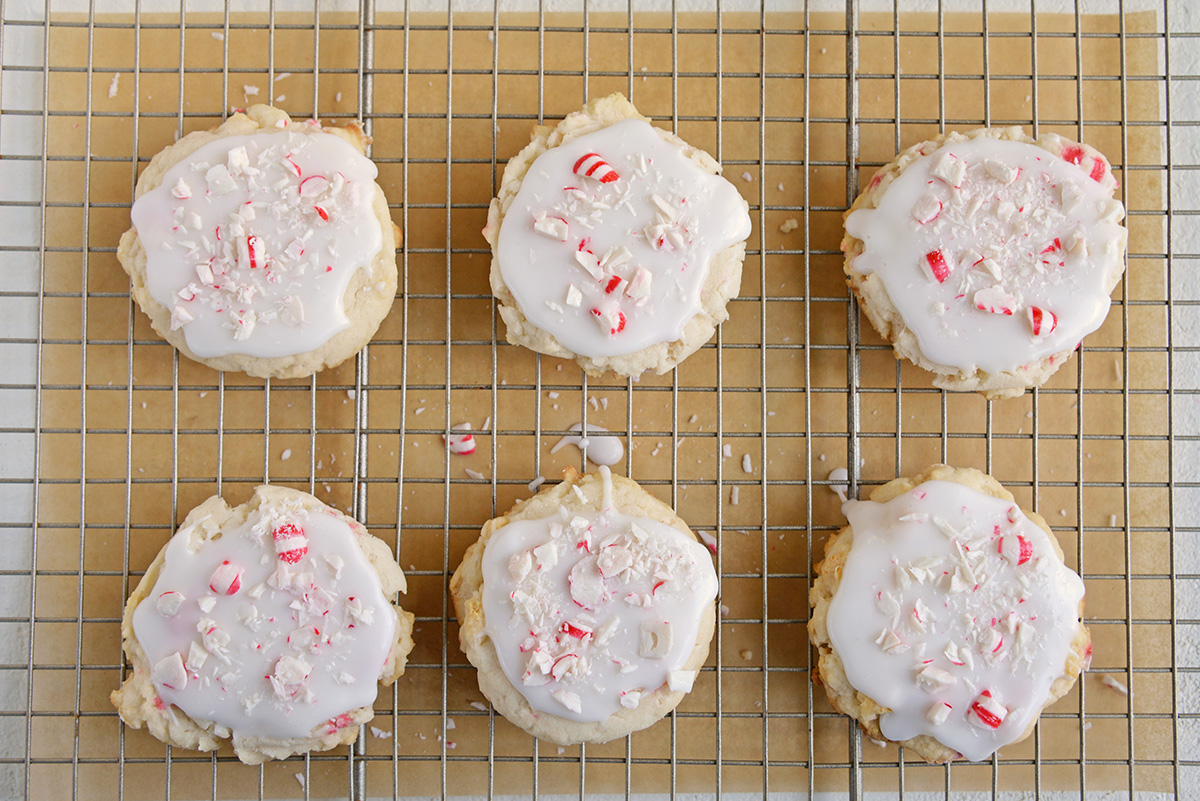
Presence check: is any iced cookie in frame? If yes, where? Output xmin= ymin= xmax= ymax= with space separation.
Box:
xmin=843 ymin=127 xmax=1127 ymax=399
xmin=117 ymin=104 xmax=400 ymax=379
xmin=450 ymin=467 xmax=718 ymax=744
xmin=111 ymin=486 xmax=415 ymax=764
xmin=485 ymin=93 xmax=752 ymax=377
xmin=808 ymin=465 xmax=1090 ymax=763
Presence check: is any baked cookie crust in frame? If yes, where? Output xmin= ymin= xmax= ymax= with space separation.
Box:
xmin=117 ymin=104 xmax=400 ymax=379
xmin=484 ymin=93 xmax=748 ymax=377
xmin=842 ymin=127 xmax=1127 ymax=400
xmin=450 ymin=467 xmax=716 ymax=745
xmin=111 ymin=485 xmax=415 ymax=764
xmin=808 ymin=464 xmax=1091 ymax=763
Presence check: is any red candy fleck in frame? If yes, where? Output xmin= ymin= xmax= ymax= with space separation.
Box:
xmin=326 ymin=713 xmax=354 ymax=734
xmin=1090 ymin=159 xmax=1107 ymax=182
xmin=604 ymin=276 xmax=622 ymax=294
xmin=285 ymin=154 xmax=302 ymax=178
xmin=273 ymin=523 xmax=308 ymax=564
xmin=246 ymin=235 xmax=260 ymax=269
xmin=314 ymin=206 xmax=329 ymax=221
xmin=1062 ymin=145 xmax=1085 ymax=166
xmin=923 ymin=250 xmax=950 ymax=283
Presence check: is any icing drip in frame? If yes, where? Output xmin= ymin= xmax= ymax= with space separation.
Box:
xmin=826 ymin=480 xmax=1086 ymax=762
xmin=549 ymin=422 xmax=625 ymax=467
xmin=496 ymin=119 xmax=752 ymax=358
xmin=481 ymin=477 xmax=717 ymax=722
xmin=845 ymin=137 xmax=1125 ymax=375
xmin=132 ymin=496 xmax=396 ymax=739
xmin=131 ymin=126 xmax=383 ymax=359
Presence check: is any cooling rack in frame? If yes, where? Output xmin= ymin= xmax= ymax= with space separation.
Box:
xmin=0 ymin=0 xmax=1191 ymax=798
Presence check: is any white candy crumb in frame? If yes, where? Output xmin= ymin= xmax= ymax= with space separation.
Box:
xmin=347 ymin=389 xmax=356 ymax=400
xmin=446 ymin=741 xmax=456 ymax=749
xmin=723 ymin=444 xmax=732 ymax=458
xmin=107 ymin=73 xmax=120 ymax=98
xmin=445 ymin=718 xmax=455 ymax=730
xmin=777 ymin=182 xmax=785 ymax=191
xmin=828 ymin=467 xmax=849 ymax=503
xmin=1109 ymin=514 xmax=1118 ymax=527
xmin=689 ymin=414 xmax=699 ymax=424
xmin=294 ymin=774 xmax=306 ymax=789
xmin=469 ymin=701 xmax=489 ymax=712
xmin=741 ymin=454 xmax=753 ymax=474
xmin=528 ymin=476 xmax=546 ymax=492
xmin=211 ymin=31 xmax=224 ymax=40
xmin=276 ymin=94 xmax=286 ymax=102
xmin=667 ymin=669 xmax=696 ymax=692
xmin=1101 ymin=674 xmax=1130 ymax=696
xmin=414 ymin=407 xmax=425 ymax=415
xmin=243 ymin=84 xmax=260 ymax=97
xmin=465 ymin=468 xmax=485 ymax=480
xmin=741 ymin=171 xmax=753 ymax=182
xmin=720 ymin=603 xmax=731 ymax=617
xmin=336 ymin=91 xmax=343 ymax=102
xmin=370 ymin=726 xmax=390 ymax=738
xmin=730 ymin=486 xmax=739 ymax=505
xmin=280 ymin=448 xmax=291 ymax=461
xmin=779 ymin=218 xmax=799 ymax=233
xmin=548 ymin=391 xmax=559 ymax=399
xmin=274 ymin=72 xmax=292 ymax=81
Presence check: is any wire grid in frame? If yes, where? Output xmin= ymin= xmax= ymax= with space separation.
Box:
xmin=0 ymin=0 xmax=1183 ymax=798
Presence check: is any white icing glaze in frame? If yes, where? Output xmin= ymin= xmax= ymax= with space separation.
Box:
xmin=132 ymin=495 xmax=396 ymax=740
xmin=131 ymin=125 xmax=383 ymax=359
xmin=826 ymin=480 xmax=1086 ymax=762
xmin=481 ymin=467 xmax=717 ymax=722
xmin=846 ymin=137 xmax=1125 ymax=375
xmin=496 ymin=119 xmax=751 ymax=358
xmin=549 ymin=422 xmax=625 ymax=467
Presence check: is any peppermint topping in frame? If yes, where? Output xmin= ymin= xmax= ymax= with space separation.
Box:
xmin=131 ymin=493 xmax=397 ymax=740
xmin=480 ymin=476 xmax=717 ymax=723
xmin=825 ymin=479 xmax=1086 ymax=762
xmin=130 ymin=128 xmax=383 ymax=360
xmin=496 ymin=118 xmax=751 ymax=359
xmin=846 ymin=135 xmax=1125 ymax=376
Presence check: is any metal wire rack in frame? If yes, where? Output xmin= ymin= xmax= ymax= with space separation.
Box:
xmin=0 ymin=0 xmax=1189 ymax=798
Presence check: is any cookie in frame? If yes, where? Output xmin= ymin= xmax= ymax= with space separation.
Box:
xmin=809 ymin=465 xmax=1090 ymax=763
xmin=117 ymin=104 xmax=400 ymax=379
xmin=450 ymin=466 xmax=718 ymax=744
xmin=484 ymin=93 xmax=752 ymax=377
xmin=111 ymin=486 xmax=415 ymax=764
xmin=842 ymin=127 xmax=1127 ymax=399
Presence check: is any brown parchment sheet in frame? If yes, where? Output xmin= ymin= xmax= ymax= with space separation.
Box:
xmin=24 ymin=8 xmax=1170 ymax=799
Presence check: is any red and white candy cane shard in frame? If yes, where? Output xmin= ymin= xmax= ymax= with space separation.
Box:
xmin=273 ymin=523 xmax=309 ymax=564
xmin=997 ymin=534 xmax=1033 ymax=565
xmin=246 ymin=235 xmax=261 ymax=269
xmin=572 ymin=152 xmax=619 ymax=184
xmin=1062 ymin=144 xmax=1109 ymax=184
xmin=208 ymin=560 xmax=242 ymax=595
xmin=443 ymin=424 xmax=476 ymax=456
xmin=922 ymin=249 xmax=951 ymax=284
xmin=973 ymin=286 xmax=1019 ymax=316
xmin=1026 ymin=306 xmax=1058 ymax=339
xmin=155 ymin=590 xmax=185 ymax=616
xmin=590 ymin=307 xmax=627 ymax=336
xmin=151 ymin=651 xmax=189 ymax=691
xmin=967 ymin=690 xmax=1008 ymax=730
